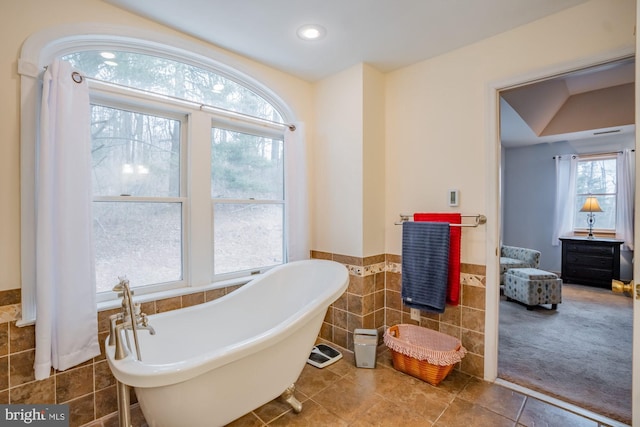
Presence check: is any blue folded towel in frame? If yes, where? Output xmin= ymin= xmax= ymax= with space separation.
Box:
xmin=401 ymin=221 xmax=450 ymax=313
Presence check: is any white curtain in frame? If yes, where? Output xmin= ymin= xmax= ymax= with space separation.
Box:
xmin=616 ymin=149 xmax=635 ymax=251
xmin=34 ymin=60 xmax=100 ymax=380
xmin=551 ymin=155 xmax=578 ymax=246
xmin=284 ymin=122 xmax=310 ymax=261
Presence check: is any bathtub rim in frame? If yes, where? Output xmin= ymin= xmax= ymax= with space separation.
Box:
xmin=105 ymin=259 xmax=349 ymax=388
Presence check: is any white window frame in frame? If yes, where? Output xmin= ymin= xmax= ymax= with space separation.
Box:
xmin=89 ymin=96 xmax=190 ymax=300
xmin=573 ymin=154 xmax=617 ymax=234
xmin=19 ymin=24 xmax=296 ymax=323
xmin=210 ymin=122 xmax=286 ymax=279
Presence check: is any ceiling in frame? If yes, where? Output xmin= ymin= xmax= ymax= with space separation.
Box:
xmin=105 ymin=0 xmax=633 ymax=148
xmin=500 ymin=58 xmax=635 ymax=148
xmin=105 ymin=0 xmax=589 ymax=82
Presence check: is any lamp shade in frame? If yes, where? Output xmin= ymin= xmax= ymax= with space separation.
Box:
xmin=579 ymin=196 xmax=603 ymax=213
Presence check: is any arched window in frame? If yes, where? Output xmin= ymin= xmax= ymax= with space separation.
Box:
xmin=62 ymin=50 xmax=283 ymax=122
xmin=19 ymin=25 xmax=306 ymax=319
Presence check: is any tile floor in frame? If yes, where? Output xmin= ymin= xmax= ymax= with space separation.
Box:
xmin=226 ymin=346 xmax=618 ymax=427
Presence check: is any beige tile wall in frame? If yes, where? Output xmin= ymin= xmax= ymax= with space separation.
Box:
xmin=312 ymin=251 xmax=387 ymax=350
xmin=0 ymin=254 xmax=486 ymax=426
xmin=314 ymin=251 xmax=486 ymax=379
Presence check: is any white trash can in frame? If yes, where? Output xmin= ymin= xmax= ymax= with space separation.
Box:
xmin=354 ymin=328 xmax=378 ymax=368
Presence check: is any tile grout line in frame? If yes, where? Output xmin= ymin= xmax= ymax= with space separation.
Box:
xmin=514 ymin=395 xmax=527 ymax=426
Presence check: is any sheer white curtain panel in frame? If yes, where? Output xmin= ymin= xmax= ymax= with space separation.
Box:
xmin=551 ymin=155 xmax=578 ymax=246
xmin=34 ymin=59 xmax=100 ymax=380
xmin=616 ymin=149 xmax=635 ymax=250
xmin=284 ymin=122 xmax=310 ymax=261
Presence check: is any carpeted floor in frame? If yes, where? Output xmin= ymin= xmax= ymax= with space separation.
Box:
xmin=498 ymin=283 xmax=633 ymax=425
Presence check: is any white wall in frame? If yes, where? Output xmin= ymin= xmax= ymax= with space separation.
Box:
xmin=313 ymin=65 xmax=364 ymax=256
xmin=384 ymin=0 xmax=636 ymax=266
xmin=312 ymin=63 xmax=386 ymax=258
xmin=362 ymin=65 xmax=386 ymax=257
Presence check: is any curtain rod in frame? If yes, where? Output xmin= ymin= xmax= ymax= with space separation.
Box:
xmin=552 ymin=149 xmax=634 ymax=159
xmin=43 ymin=66 xmax=296 ymax=132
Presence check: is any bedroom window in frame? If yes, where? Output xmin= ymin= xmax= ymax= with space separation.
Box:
xmin=553 ymin=150 xmax=633 ymax=250
xmin=574 ymin=156 xmax=617 ymax=232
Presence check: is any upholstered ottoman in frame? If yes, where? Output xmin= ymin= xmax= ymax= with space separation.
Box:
xmin=504 ymin=268 xmax=562 ymax=310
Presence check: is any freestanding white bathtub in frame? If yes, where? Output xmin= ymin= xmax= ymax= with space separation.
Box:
xmin=105 ymin=259 xmax=349 ymax=427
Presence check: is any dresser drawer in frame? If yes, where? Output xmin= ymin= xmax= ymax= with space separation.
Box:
xmin=563 ymin=243 xmax=614 ymax=256
xmin=563 ymin=265 xmax=613 ymax=282
xmin=565 ymin=252 xmax=613 ymax=269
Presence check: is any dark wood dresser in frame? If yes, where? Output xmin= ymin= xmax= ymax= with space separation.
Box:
xmin=559 ymin=237 xmax=623 ymax=288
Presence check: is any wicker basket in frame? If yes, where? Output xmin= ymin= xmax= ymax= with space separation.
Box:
xmin=383 ymin=324 xmax=466 ymax=386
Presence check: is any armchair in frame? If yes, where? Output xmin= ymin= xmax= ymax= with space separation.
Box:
xmin=500 ymin=245 xmax=541 ymax=285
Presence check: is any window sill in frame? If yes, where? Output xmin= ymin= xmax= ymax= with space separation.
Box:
xmin=572 ymin=230 xmax=617 ymax=239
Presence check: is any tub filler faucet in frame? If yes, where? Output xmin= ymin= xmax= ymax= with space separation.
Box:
xmin=107 ymin=277 xmax=156 ymax=427
xmin=108 ymin=277 xmax=155 ymax=361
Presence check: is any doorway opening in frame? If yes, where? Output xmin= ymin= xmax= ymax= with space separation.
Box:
xmin=497 ymin=56 xmax=635 ymax=425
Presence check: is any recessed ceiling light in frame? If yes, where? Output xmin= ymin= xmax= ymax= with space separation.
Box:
xmin=297 ymin=24 xmax=326 ymax=41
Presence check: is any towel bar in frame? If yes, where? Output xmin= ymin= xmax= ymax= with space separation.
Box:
xmin=394 ymin=214 xmax=486 ymax=227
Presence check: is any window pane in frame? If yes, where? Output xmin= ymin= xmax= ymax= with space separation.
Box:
xmin=91 ymin=105 xmax=181 ymax=197
xmin=574 ymin=158 xmax=617 ymax=230
xmin=575 ymin=194 xmax=616 ymax=230
xmin=211 ymin=128 xmax=283 ymax=199
xmin=64 ymin=51 xmax=282 ymax=122
xmin=94 ymin=202 xmax=182 ymax=292
xmin=575 ymin=159 xmax=616 ymax=194
xmin=213 ymin=203 xmax=283 ymax=275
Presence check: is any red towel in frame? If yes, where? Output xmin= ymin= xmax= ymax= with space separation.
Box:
xmin=413 ymin=213 xmax=462 ymax=306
